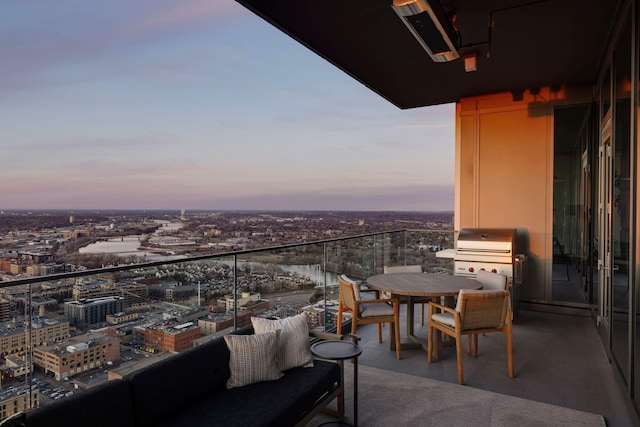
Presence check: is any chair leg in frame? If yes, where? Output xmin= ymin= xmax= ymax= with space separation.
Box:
xmin=421 ymin=303 xmax=425 ymax=325
xmin=506 ymin=323 xmax=515 ymax=378
xmin=377 ymin=322 xmax=383 ymax=343
xmin=455 ymin=332 xmax=464 ymax=385
xmin=394 ymin=320 xmax=401 ymax=359
xmin=427 ymin=323 xmax=433 ymax=363
xmin=336 ymin=306 xmax=343 ymax=336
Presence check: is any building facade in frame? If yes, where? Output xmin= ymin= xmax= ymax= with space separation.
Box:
xmin=0 ymin=318 xmax=69 ymax=357
xmin=135 ymin=322 xmax=202 ymax=353
xmin=0 ymin=390 xmax=38 ymax=421
xmin=32 ymin=334 xmax=120 ymax=380
xmin=217 ymin=292 xmax=261 ymax=312
xmin=64 ymin=296 xmax=125 ymax=328
xmin=147 ymin=282 xmax=198 ymax=302
xmin=73 ymin=282 xmax=147 ymax=307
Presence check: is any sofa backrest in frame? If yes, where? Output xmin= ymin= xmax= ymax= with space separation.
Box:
xmin=126 ymin=326 xmax=254 ymax=427
xmin=26 ymin=378 xmax=134 ymax=427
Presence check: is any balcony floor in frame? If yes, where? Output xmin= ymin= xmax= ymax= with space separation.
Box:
xmin=346 ymin=307 xmax=637 ymax=427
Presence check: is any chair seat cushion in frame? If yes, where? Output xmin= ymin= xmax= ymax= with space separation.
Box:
xmin=360 ymin=302 xmax=393 ymax=318
xmin=155 ymin=360 xmax=341 ymax=427
xmin=432 ymin=312 xmax=455 ymax=327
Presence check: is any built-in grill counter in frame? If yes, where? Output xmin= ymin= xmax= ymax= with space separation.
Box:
xmin=437 ymin=228 xmax=528 ymax=314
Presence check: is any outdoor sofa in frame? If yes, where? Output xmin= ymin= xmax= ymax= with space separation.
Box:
xmin=22 ymin=315 xmax=344 ymax=427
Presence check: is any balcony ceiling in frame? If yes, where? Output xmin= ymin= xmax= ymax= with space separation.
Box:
xmin=236 ymin=0 xmax=618 ymax=109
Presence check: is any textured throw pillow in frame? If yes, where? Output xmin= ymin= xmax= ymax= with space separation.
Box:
xmin=224 ymin=329 xmax=283 ymax=389
xmin=252 ymin=313 xmax=314 ymax=371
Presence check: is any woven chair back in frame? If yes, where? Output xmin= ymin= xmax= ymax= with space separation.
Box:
xmin=476 ymin=270 xmax=508 ymax=291
xmin=384 ymin=265 xmax=423 ymax=274
xmin=459 ymin=290 xmax=509 ymax=331
xmin=338 ymin=275 xmax=357 ymax=311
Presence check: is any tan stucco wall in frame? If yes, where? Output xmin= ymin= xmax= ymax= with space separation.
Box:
xmin=454 ymin=86 xmax=592 ymax=302
xmin=455 ymin=88 xmax=586 ymax=301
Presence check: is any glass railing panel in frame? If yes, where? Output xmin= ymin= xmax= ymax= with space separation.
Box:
xmin=233 ymin=242 xmax=333 ymax=331
xmin=401 ymin=229 xmax=455 ymax=274
xmin=0 ymin=230 xmax=409 ymax=420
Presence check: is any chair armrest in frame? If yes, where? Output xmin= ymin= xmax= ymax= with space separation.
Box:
xmin=428 ymin=300 xmax=457 ymax=315
xmin=310 ymin=331 xmax=344 ymax=341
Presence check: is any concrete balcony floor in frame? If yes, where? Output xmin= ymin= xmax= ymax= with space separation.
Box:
xmin=350 ymin=307 xmax=637 ymax=427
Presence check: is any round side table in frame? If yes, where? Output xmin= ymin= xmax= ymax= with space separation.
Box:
xmin=311 ymin=340 xmax=363 ymax=427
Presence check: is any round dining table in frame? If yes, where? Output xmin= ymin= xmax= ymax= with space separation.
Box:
xmin=366 ymin=272 xmax=482 ymax=358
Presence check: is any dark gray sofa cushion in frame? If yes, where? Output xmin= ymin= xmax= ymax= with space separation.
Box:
xmin=25 ymin=379 xmax=134 ymax=427
xmin=127 ymin=326 xmax=254 ymax=427
xmin=156 ymin=359 xmax=341 ymax=427
xmin=127 ymin=336 xmax=231 ymax=427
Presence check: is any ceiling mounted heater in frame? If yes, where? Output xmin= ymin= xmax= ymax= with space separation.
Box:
xmin=391 ymin=0 xmax=459 ymax=62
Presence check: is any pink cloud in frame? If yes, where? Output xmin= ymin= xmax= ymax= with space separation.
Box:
xmin=136 ymin=1 xmax=242 ymax=31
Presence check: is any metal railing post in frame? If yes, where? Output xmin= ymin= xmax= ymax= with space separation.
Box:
xmin=233 ymin=254 xmax=238 ymax=331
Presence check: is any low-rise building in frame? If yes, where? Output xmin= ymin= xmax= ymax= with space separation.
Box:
xmin=198 ymin=311 xmax=253 ymax=336
xmin=64 ymin=296 xmax=125 ymax=328
xmin=1 ymin=355 xmax=32 ymax=385
xmin=147 ymin=282 xmax=198 ymax=302
xmin=217 ymin=292 xmax=261 ymax=313
xmin=0 ymin=300 xmax=8 ymax=322
xmin=73 ymin=281 xmax=147 ymax=307
xmin=136 ymin=322 xmax=201 ymax=353
xmin=301 ymin=301 xmax=340 ymax=330
xmin=0 ymin=388 xmax=38 ymax=421
xmin=106 ymin=312 xmax=139 ymax=325
xmin=0 ymin=317 xmax=69 ymax=357
xmin=32 ymin=333 xmax=120 ymax=380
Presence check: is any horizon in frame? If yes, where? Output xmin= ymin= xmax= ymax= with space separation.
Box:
xmin=0 ymin=208 xmax=454 ymax=214
xmin=2 ymin=2 xmax=455 ymax=211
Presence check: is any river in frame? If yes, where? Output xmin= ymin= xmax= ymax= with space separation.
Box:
xmin=78 ymin=220 xmax=187 ymax=262
xmin=78 ymin=222 xmax=338 ymax=285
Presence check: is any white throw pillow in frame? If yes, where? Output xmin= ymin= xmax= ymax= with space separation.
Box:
xmin=224 ymin=329 xmax=283 ymax=389
xmin=252 ymin=313 xmax=314 ymax=371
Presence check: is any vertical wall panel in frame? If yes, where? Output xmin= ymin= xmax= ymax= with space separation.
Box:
xmin=457 ymin=95 xmax=552 ymax=301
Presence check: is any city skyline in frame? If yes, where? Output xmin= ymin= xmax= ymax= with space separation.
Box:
xmin=1 ymin=1 xmax=455 ymax=212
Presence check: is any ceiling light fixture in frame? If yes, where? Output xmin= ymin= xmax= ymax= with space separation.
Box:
xmin=391 ymin=0 xmax=460 ymax=62
xmin=463 ymin=52 xmax=477 ymax=72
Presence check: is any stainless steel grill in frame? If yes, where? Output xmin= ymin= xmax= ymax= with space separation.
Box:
xmin=444 ymin=228 xmax=528 ymax=315
xmin=453 ymin=228 xmax=528 ymax=285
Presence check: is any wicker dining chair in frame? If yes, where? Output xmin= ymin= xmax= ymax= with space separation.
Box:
xmin=472 ymin=270 xmax=509 ymax=351
xmin=427 ymin=289 xmax=514 ymax=385
xmin=383 ymin=265 xmax=428 ymax=324
xmin=475 ymin=270 xmax=508 ymax=291
xmin=337 ymin=274 xmax=402 ymax=359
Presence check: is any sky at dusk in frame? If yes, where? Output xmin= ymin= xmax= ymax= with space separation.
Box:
xmin=0 ymin=1 xmax=455 ymax=212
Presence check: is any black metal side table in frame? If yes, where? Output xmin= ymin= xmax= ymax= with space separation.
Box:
xmin=311 ymin=339 xmax=363 ymax=427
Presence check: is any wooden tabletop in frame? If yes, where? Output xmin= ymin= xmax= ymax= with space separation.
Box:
xmin=366 ymin=272 xmax=482 ymax=297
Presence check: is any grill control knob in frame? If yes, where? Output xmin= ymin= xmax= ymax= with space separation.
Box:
xmin=491 ymin=269 xmax=497 ymax=273
xmin=468 ymin=267 xmax=474 ymax=273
